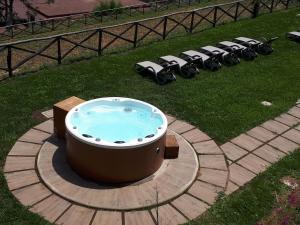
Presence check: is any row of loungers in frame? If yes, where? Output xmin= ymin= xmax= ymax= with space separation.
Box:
xmin=135 ymin=36 xmax=278 ymax=85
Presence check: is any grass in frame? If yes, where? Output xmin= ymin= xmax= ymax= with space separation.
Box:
xmin=0 ymin=7 xmax=299 ymax=225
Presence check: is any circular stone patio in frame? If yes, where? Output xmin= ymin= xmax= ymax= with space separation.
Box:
xmin=4 ymin=114 xmax=230 ymax=225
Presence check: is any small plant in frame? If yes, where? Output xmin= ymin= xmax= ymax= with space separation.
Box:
xmin=93 ymin=0 xmax=123 ymax=17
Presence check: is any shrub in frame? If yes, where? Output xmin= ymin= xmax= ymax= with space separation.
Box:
xmin=93 ymin=0 xmax=123 ymax=16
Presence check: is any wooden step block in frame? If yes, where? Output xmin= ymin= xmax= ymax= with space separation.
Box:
xmin=53 ymin=96 xmax=85 ymax=139
xmin=164 ymin=135 xmax=179 ymax=159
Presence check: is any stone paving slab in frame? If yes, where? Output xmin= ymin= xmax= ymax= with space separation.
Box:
xmin=92 ymin=211 xmax=122 ymax=225
xmin=12 ymin=183 xmax=52 ymax=207
xmin=274 ymin=113 xmax=300 ymax=127
xmin=225 ymin=181 xmax=239 ymax=195
xmin=268 ymin=136 xmax=299 ymax=153
xmin=4 ymin=156 xmax=35 ymax=172
xmin=18 ymin=129 xmax=51 ymax=144
xmin=261 ymin=120 xmax=290 ymax=135
xmin=199 ymin=154 xmax=227 ymax=171
xmin=171 ymin=194 xmax=209 ymax=220
xmin=288 ymin=106 xmax=300 ymax=118
xmin=182 ymin=129 xmax=211 ymax=144
xmin=41 ymin=109 xmax=53 ymax=119
xmin=166 ymin=115 xmax=176 ymax=125
xmin=253 ymin=145 xmax=286 ymax=164
xmin=125 ymin=211 xmax=155 ymax=225
xmin=188 ymin=180 xmax=222 ymax=205
xmin=198 ymin=168 xmax=228 ymax=188
xmin=151 ymin=204 xmax=187 ymax=225
xmin=168 ymin=120 xmax=195 ymax=134
xmin=30 ymin=195 xmax=71 ymax=223
xmin=5 ymin=170 xmax=39 ymax=190
xmin=55 ymin=205 xmax=95 ymax=225
xmin=246 ymin=126 xmax=276 ymax=142
xmin=221 ymin=142 xmax=248 ymax=161
xmin=8 ymin=141 xmax=41 ymax=156
xmin=34 ymin=119 xmax=54 ymax=134
xmin=282 ymin=129 xmax=300 ymax=144
xmin=193 ymin=140 xmax=223 ymax=155
xmin=229 ymin=164 xmax=256 ymax=187
xmin=237 ymin=154 xmax=270 ymax=174
xmin=231 ymin=134 xmax=263 ymax=152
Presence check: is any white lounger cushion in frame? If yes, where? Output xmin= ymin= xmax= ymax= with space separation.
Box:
xmin=182 ymin=50 xmax=210 ymax=61
xmin=136 ymin=61 xmax=164 ymax=73
xmin=160 ymin=55 xmax=187 ymax=67
xmin=235 ymin=37 xmax=261 ymax=44
xmin=219 ymin=41 xmax=247 ymax=50
xmin=201 ymin=46 xmax=229 ymax=54
xmin=288 ymin=31 xmax=300 ymax=36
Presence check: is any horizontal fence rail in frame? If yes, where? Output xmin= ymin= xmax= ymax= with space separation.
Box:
xmin=0 ymin=0 xmax=298 ymax=78
xmin=0 ymin=0 xmax=203 ymax=41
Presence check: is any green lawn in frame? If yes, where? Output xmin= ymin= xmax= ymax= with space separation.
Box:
xmin=0 ymin=7 xmax=300 ymax=225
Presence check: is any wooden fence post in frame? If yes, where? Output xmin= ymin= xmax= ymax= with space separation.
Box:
xmin=133 ymin=22 xmax=139 ymax=48
xmin=252 ymin=0 xmax=260 ymax=18
xmin=31 ymin=22 xmax=35 ymax=34
xmin=285 ymin=0 xmax=290 ymax=9
xmin=270 ymin=0 xmax=274 ymax=12
xmin=67 ymin=16 xmax=71 ymax=27
xmin=163 ymin=16 xmax=168 ymax=39
xmin=98 ymin=29 xmax=103 ymax=56
xmin=84 ymin=14 xmax=87 ymax=24
xmin=189 ymin=11 xmax=195 ymax=33
xmin=57 ymin=37 xmax=62 ymax=64
xmin=51 ymin=19 xmax=55 ymax=30
xmin=213 ymin=6 xmax=218 ymax=27
xmin=7 ymin=45 xmax=13 ymax=77
xmin=234 ymin=2 xmax=240 ymax=21
xmin=10 ymin=27 xmax=14 ymax=38
xmin=155 ymin=1 xmax=158 ymax=12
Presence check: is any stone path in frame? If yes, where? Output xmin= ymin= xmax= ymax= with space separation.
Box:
xmin=4 ymin=103 xmax=300 ymax=225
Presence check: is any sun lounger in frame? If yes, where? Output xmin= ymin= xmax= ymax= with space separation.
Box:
xmin=286 ymin=31 xmax=300 ymax=42
xmin=135 ymin=61 xmax=176 ymax=85
xmin=217 ymin=41 xmax=257 ymax=60
xmin=199 ymin=46 xmax=240 ymax=66
xmin=233 ymin=37 xmax=278 ymax=55
xmin=158 ymin=55 xmax=199 ymax=78
xmin=179 ymin=50 xmax=221 ymax=71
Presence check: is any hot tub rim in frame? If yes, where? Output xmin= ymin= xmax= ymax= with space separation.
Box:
xmin=65 ymin=97 xmax=168 ymax=150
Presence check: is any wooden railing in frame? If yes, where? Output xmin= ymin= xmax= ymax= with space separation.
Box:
xmin=0 ymin=0 xmax=298 ymax=78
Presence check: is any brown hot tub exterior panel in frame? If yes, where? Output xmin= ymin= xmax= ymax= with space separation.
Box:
xmin=66 ymin=131 xmax=166 ymax=183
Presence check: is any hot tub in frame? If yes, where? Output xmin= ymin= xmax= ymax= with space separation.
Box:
xmin=65 ymin=97 xmax=168 ymax=183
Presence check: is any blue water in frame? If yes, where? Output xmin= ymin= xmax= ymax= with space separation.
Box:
xmin=70 ymin=101 xmax=164 ymax=143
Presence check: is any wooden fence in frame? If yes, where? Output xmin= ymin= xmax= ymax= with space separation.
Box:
xmin=0 ymin=0 xmax=298 ymax=78
xmin=0 ymin=0 xmax=203 ymax=41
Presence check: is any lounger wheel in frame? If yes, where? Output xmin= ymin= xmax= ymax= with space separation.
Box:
xmin=241 ymin=48 xmax=257 ymax=61
xmin=155 ymin=70 xmax=176 ymax=85
xmin=223 ymin=53 xmax=240 ymax=66
xmin=204 ymin=59 xmax=221 ymax=71
xmin=256 ymin=43 xmax=273 ymax=55
xmin=181 ymin=64 xmax=198 ymax=78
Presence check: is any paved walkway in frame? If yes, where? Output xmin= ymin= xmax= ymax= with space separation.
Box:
xmin=3 ymin=103 xmax=300 ymax=225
